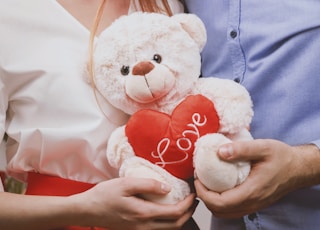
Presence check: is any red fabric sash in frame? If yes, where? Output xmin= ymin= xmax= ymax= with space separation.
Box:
xmin=26 ymin=172 xmax=95 ymax=196
xmin=26 ymin=172 xmax=106 ymax=230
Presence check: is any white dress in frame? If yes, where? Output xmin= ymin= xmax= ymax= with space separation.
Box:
xmin=0 ymin=0 xmax=183 ymax=189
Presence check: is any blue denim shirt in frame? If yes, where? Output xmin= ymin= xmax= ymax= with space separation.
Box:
xmin=184 ymin=0 xmax=320 ymax=229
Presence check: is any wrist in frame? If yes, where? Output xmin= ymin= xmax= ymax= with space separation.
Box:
xmin=292 ymin=144 xmax=320 ymax=188
xmin=65 ymin=193 xmax=94 ymax=227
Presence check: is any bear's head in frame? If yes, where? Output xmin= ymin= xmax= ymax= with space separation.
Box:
xmin=92 ymin=12 xmax=207 ymax=115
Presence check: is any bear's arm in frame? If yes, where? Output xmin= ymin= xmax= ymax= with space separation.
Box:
xmin=193 ymin=77 xmax=253 ymax=134
xmin=106 ymin=126 xmax=135 ymax=169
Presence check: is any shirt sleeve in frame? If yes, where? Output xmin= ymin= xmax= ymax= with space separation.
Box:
xmin=311 ymin=140 xmax=320 ymax=149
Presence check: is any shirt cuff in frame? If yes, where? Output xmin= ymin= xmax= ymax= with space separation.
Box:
xmin=311 ymin=140 xmax=320 ymax=149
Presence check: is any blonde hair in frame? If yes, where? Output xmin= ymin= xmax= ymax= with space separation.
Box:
xmin=87 ymin=0 xmax=173 ymax=117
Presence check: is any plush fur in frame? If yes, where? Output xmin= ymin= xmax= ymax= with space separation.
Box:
xmin=92 ymin=12 xmax=254 ymax=204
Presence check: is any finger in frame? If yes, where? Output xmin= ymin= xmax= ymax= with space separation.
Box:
xmin=121 ymin=177 xmax=171 ymax=196
xmin=130 ymin=195 xmax=197 ymax=230
xmin=152 ymin=201 xmax=198 ymax=229
xmin=195 ymin=177 xmax=258 ymax=218
xmin=218 ymin=139 xmax=270 ymax=161
xmin=149 ymin=194 xmax=196 ymax=221
xmin=194 ymin=178 xmax=221 ymax=206
xmin=122 ymin=191 xmax=196 ymax=223
xmin=195 ymin=179 xmax=241 ymax=208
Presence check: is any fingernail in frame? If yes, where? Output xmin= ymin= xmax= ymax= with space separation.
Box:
xmin=161 ymin=183 xmax=171 ymax=193
xmin=219 ymin=145 xmax=233 ymax=159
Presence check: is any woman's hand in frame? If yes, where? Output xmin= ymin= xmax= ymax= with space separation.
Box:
xmin=72 ymin=177 xmax=198 ymax=229
xmin=194 ymin=139 xmax=320 ymax=218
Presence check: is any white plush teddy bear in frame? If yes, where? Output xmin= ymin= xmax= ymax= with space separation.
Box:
xmin=91 ymin=12 xmax=253 ymax=204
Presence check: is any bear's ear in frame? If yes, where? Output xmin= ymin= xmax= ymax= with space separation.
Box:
xmin=172 ymin=13 xmax=207 ymax=51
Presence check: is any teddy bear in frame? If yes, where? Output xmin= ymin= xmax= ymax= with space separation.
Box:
xmin=90 ymin=12 xmax=254 ymax=204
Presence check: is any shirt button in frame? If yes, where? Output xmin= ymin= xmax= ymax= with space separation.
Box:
xmin=230 ymin=30 xmax=238 ymax=38
xmin=248 ymin=213 xmax=257 ymax=221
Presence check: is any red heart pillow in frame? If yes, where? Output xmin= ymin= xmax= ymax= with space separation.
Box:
xmin=125 ymin=94 xmax=220 ymax=179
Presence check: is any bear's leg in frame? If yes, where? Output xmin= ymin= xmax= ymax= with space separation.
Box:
xmin=194 ymin=133 xmax=250 ymax=193
xmin=119 ymin=157 xmax=190 ymax=204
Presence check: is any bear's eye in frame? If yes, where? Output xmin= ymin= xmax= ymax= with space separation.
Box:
xmin=153 ymin=54 xmax=162 ymax=64
xmin=120 ymin=65 xmax=130 ymax=76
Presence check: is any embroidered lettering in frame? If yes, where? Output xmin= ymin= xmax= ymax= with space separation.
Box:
xmin=151 ymin=113 xmax=207 ymax=167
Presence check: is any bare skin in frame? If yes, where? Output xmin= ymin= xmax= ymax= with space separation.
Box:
xmin=195 ymin=139 xmax=320 ymax=218
xmin=0 ymin=177 xmax=196 ymax=229
xmin=0 ymin=1 xmax=197 ymax=229
xmin=57 ymin=0 xmax=130 ymax=35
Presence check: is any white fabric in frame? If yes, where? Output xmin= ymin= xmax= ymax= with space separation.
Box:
xmin=0 ymin=179 xmax=3 ymax=192
xmin=0 ymin=0 xmax=183 ymax=186
xmin=0 ymin=141 xmax=6 ymax=171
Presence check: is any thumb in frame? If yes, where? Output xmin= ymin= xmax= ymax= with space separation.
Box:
xmin=218 ymin=140 xmax=265 ymax=162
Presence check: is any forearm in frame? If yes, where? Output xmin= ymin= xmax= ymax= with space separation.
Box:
xmin=0 ymin=191 xmax=86 ymax=230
